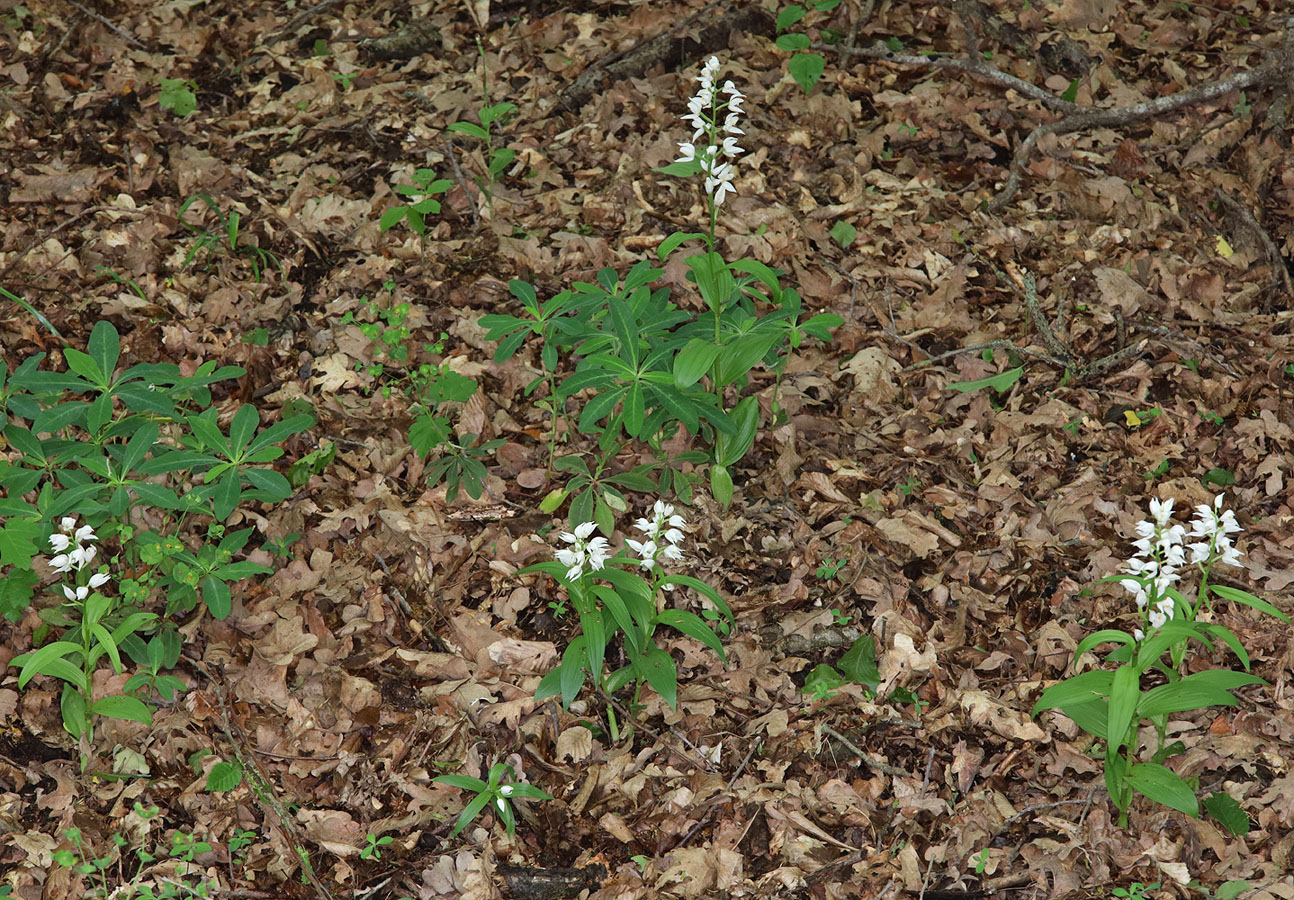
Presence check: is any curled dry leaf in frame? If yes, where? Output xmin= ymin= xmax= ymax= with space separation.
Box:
xmin=959 ymin=690 xmax=1049 ymax=743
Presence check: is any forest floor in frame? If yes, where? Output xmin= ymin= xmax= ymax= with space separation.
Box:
xmin=2 ymin=0 xmax=1294 ymax=898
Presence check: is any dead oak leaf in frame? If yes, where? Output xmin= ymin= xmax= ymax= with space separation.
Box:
xmin=9 ymin=165 xmax=107 ymax=203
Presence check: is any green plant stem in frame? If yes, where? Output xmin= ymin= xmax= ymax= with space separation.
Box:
xmin=546 ymin=369 xmax=562 ymax=467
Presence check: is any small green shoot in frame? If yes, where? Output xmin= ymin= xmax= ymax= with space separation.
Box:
xmin=360 ymin=833 xmax=393 ymax=860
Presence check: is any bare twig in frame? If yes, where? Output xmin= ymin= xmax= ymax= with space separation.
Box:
xmin=818 ymin=39 xmax=1081 ymax=113
xmin=1213 ymin=187 xmax=1294 ymax=301
xmin=266 ymin=0 xmax=346 ymax=44
xmin=819 ymin=724 xmax=913 ymax=777
xmin=442 ymin=137 xmax=481 ymax=229
xmin=62 ymin=0 xmax=147 ymax=48
xmin=990 ymin=45 xmax=1294 ymax=211
xmin=192 ymin=664 xmax=338 ymax=900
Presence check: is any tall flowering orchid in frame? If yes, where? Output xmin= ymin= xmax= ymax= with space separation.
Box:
xmin=1034 ymin=491 xmax=1290 ymax=827
xmin=675 ymin=56 xmax=745 ymax=209
xmin=49 ymin=516 xmax=101 ymax=577
xmin=555 ymin=521 xmax=611 ymax=582
xmin=661 ymin=56 xmax=746 ymax=250
xmin=1119 ymin=497 xmax=1186 ymax=637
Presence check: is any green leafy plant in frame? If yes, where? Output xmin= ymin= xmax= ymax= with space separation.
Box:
xmin=0 ymin=283 xmax=62 ymax=339
xmin=1033 ymin=496 xmax=1287 ymax=828
xmin=1111 ymin=883 xmax=1160 ymax=900
xmin=95 ymin=265 xmax=148 ymax=303
xmin=488 ymin=59 xmax=840 ymax=508
xmin=802 ymin=634 xmax=880 ymax=701
xmin=341 ymin=284 xmax=501 ymax=502
xmin=524 ymin=500 xmax=733 ymax=738
xmin=53 ymin=807 xmax=222 ymax=899
xmin=176 ymin=193 xmax=281 ymax=282
xmin=538 ymin=444 xmax=708 ymax=536
xmin=432 ymin=762 xmax=553 ymax=838
xmin=816 ymin=557 xmax=845 ymax=580
xmin=947 ymin=366 xmax=1024 ymax=394
xmin=970 ymin=848 xmax=989 ymax=875
xmin=9 ymin=519 xmax=155 ymax=760
xmin=775 ymin=1 xmax=839 ymax=92
xmin=379 ymin=168 xmax=452 ymax=250
xmin=829 ymin=220 xmax=857 ymax=248
xmin=158 ymin=78 xmax=197 ymax=117
xmin=122 ymin=630 xmax=186 ymax=703
xmin=0 ymin=320 xmax=313 ymax=758
xmin=446 ymin=37 xmax=516 ymax=219
xmin=228 ymin=827 xmax=257 ymax=871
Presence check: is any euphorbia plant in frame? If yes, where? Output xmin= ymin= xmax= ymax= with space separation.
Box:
xmin=1033 ymin=495 xmax=1287 ymax=828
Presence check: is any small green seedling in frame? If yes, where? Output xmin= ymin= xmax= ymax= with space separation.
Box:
xmin=360 ymin=833 xmax=393 ymax=860
xmin=816 ymin=558 xmax=845 ymax=580
xmin=1111 ymin=883 xmax=1160 ymax=900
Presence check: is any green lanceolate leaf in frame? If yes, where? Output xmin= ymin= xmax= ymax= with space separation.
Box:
xmin=715 ymin=396 xmax=759 ymax=468
xmin=90 ymin=694 xmax=153 ymax=725
xmin=674 ymin=339 xmax=720 ymax=389
xmin=710 ymin=463 xmax=733 ymax=507
xmin=1209 ymin=585 xmax=1291 ymax=622
xmin=655 ymin=609 xmax=725 ymax=661
xmin=638 ymin=646 xmax=678 ymax=709
xmin=1105 ymin=664 xmax=1140 ymax=754
xmin=947 ymin=366 xmax=1024 ymax=394
xmin=1126 ymin=762 xmax=1198 ymax=817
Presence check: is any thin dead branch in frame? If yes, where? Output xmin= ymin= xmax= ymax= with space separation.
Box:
xmin=989 ymin=50 xmax=1294 ymax=211
xmin=819 ymin=39 xmax=1080 ymax=113
xmin=1213 ymin=187 xmax=1294 ymax=301
xmin=896 ymin=263 xmax=1154 ymax=381
xmin=821 ymin=15 xmax=1294 ymax=212
xmin=62 ymin=0 xmax=147 ymax=49
xmin=266 ymin=0 xmax=346 ymax=44
xmin=819 ymin=724 xmax=913 ymax=778
xmin=558 ymin=2 xmax=772 ymax=112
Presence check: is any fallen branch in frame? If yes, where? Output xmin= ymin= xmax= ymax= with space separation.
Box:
xmin=989 ymin=44 xmax=1294 ymax=211
xmin=819 ymin=39 xmax=1080 ymax=114
xmin=1213 ymin=187 xmax=1294 ymax=303
xmin=63 ymin=0 xmax=147 ymax=49
xmin=558 ymin=2 xmax=772 ymax=112
xmin=895 ymin=265 xmax=1151 ymax=381
xmin=820 ymin=11 xmax=1294 ymax=212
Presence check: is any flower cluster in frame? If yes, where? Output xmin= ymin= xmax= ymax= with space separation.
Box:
xmin=48 ymin=516 xmax=101 ymax=576
xmin=626 ymin=500 xmax=687 ymax=572
xmin=1119 ymin=495 xmax=1244 ymax=638
xmin=555 ymin=522 xmax=610 ymax=582
xmin=675 ymin=56 xmax=745 ymax=205
xmin=1187 ymin=494 xmax=1243 ymax=567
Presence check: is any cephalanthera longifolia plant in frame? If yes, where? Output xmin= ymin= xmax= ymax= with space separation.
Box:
xmin=9 ymin=517 xmax=155 ymax=763
xmin=522 ymin=500 xmax=732 ymax=740
xmin=1033 ymin=496 xmax=1287 ymax=831
xmin=481 ymin=57 xmax=841 ymax=510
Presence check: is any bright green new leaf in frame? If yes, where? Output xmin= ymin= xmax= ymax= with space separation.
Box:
xmin=947 ymin=366 xmax=1024 ymax=394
